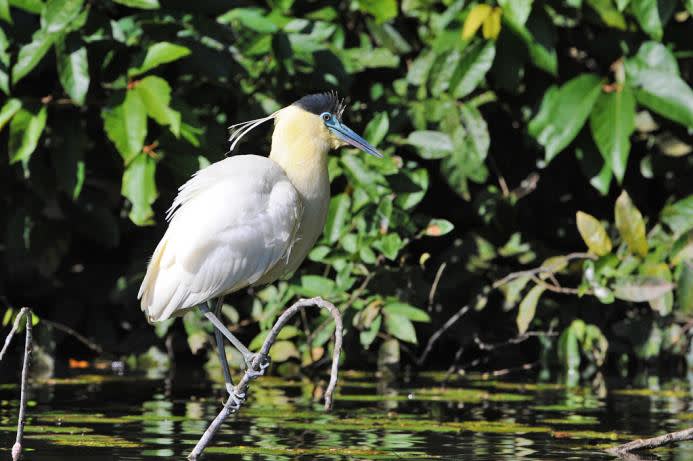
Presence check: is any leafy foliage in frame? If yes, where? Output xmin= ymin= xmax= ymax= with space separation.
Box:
xmin=0 ymin=0 xmax=691 ymax=377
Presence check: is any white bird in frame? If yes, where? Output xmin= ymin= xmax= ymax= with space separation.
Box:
xmin=138 ymin=92 xmax=381 ymax=407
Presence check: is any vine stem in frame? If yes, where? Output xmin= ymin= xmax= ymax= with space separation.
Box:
xmin=188 ymin=297 xmax=343 ymax=460
xmin=0 ymin=307 xmax=33 ymax=461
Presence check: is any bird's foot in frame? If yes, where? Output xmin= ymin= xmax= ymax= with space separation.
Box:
xmin=244 ymin=353 xmax=271 ymax=380
xmin=222 ymin=391 xmax=246 ymax=412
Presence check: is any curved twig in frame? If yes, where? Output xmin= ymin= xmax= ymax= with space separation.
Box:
xmin=188 ymin=297 xmax=343 ymax=460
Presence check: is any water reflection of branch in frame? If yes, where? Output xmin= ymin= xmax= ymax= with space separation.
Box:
xmin=607 ymin=427 xmax=693 ymax=458
xmin=188 ymin=297 xmax=343 ymax=460
xmin=0 ymin=307 xmax=33 ymax=461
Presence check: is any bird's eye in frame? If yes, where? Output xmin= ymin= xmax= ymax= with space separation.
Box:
xmin=321 ymin=113 xmax=331 ymax=122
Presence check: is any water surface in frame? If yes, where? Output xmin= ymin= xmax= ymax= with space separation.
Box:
xmin=2 ymin=369 xmax=693 ymax=460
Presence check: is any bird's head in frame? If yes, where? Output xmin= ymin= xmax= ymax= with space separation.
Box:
xmin=228 ymin=92 xmax=382 ymax=160
xmin=290 ymin=92 xmax=382 ymax=158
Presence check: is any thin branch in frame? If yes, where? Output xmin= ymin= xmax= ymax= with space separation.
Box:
xmin=0 ymin=307 xmax=33 ymax=461
xmin=607 ymin=427 xmax=693 ymax=456
xmin=491 ymin=252 xmax=593 ymax=290
xmin=188 ymin=297 xmax=343 ymax=460
xmin=428 ymin=262 xmax=447 ymax=309
xmin=41 ymin=318 xmax=104 ymax=355
xmin=474 ymin=331 xmax=556 ymax=351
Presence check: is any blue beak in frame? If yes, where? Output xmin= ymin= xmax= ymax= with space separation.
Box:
xmin=326 ymin=119 xmax=383 ymax=158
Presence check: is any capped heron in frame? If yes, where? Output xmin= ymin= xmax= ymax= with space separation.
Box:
xmin=138 ymin=92 xmax=381 ymax=408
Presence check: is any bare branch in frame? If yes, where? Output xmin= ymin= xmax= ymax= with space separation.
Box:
xmin=41 ymin=318 xmax=104 ymax=355
xmin=1 ymin=307 xmax=33 ymax=461
xmin=607 ymin=427 xmax=693 ymax=456
xmin=188 ymin=297 xmax=343 ymax=460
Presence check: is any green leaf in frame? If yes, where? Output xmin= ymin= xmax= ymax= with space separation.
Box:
xmin=121 ymin=153 xmax=157 ymax=226
xmin=678 ymin=261 xmax=693 ymax=314
xmin=384 ymin=312 xmax=418 ymax=344
xmin=424 ymin=218 xmax=454 ymax=237
xmin=641 ymin=263 xmax=673 ymax=315
xmin=0 ymin=0 xmax=11 ymax=23
xmin=269 ymin=340 xmax=300 ymax=362
xmin=501 ymin=275 xmax=531 ymax=309
xmin=585 ymin=0 xmax=627 ymax=29
xmin=630 ymin=0 xmax=662 ymax=40
xmin=134 ymin=76 xmax=180 ymax=136
xmin=589 ymin=86 xmax=635 ymax=183
xmin=12 ymin=30 xmax=57 ymax=84
xmin=363 ymin=112 xmax=389 ymax=146
xmin=374 ymin=233 xmax=403 ymax=260
xmin=9 ymin=0 xmax=44 ymax=14
xmin=41 ymin=0 xmax=83 ymax=33
xmin=0 ymin=98 xmax=21 ymax=132
xmin=102 ymin=90 xmax=147 ymax=163
xmin=503 ymin=13 xmax=557 ymax=76
xmin=359 ymin=314 xmax=381 ymax=349
xmin=383 ymin=303 xmax=431 ymax=322
xmin=407 ymin=130 xmax=453 ymax=159
xmin=612 ymin=276 xmax=674 ymax=302
xmin=323 ymin=193 xmax=351 ymax=244
xmin=113 ymin=0 xmax=159 ymax=9
xmin=660 ymin=196 xmax=693 ymax=237
xmin=56 ymin=37 xmax=89 ymax=106
xmin=576 ymin=211 xmax=613 ymax=256
xmin=358 ymin=0 xmax=397 ymax=23
xmin=625 ymin=51 xmax=693 ymax=128
xmin=0 ymin=28 xmax=9 ymax=93
xmin=394 ymin=167 xmax=428 ymax=210
xmin=297 ymin=275 xmax=335 ymax=298
xmin=449 ymin=40 xmax=496 ymax=98
xmin=249 ymin=326 xmax=301 ymax=351
xmin=129 ymin=42 xmax=191 ymax=77
xmin=516 ymin=284 xmax=545 ymax=334
xmin=529 ymin=74 xmax=602 ymax=162
xmin=218 ymin=8 xmax=278 ymax=33
xmin=462 ymin=4 xmax=492 ymax=40
xmin=498 ymin=0 xmax=533 ymax=25
xmin=558 ymin=321 xmax=582 ymax=373
xmin=614 ymin=190 xmax=648 ymax=256
xmin=8 ymin=105 xmax=47 ymax=171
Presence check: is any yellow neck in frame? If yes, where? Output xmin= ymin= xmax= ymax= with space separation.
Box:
xmin=269 ymin=106 xmax=330 ymax=198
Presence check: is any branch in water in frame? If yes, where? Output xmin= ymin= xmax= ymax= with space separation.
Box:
xmin=188 ymin=297 xmax=343 ymax=460
xmin=606 ymin=427 xmax=693 ymax=456
xmin=0 ymin=307 xmax=33 ymax=461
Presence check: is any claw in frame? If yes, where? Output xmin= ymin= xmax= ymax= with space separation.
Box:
xmin=244 ymin=353 xmax=271 ymax=380
xmin=222 ymin=391 xmax=246 ymax=412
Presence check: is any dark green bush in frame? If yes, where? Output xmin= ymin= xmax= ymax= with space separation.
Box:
xmin=1 ymin=0 xmax=692 ymax=376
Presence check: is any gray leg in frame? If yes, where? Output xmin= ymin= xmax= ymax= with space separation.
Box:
xmin=210 ymin=298 xmax=234 ymax=395
xmin=199 ymin=303 xmax=270 ymax=380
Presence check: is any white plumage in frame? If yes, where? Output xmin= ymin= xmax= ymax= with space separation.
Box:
xmin=138 ymin=94 xmax=380 ymax=326
xmin=138 ymin=155 xmax=303 ymax=322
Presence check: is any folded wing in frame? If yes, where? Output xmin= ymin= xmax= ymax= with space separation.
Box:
xmin=138 ymin=155 xmax=302 ymax=323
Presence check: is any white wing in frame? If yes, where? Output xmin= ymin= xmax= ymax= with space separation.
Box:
xmin=138 ymin=155 xmax=302 ymax=323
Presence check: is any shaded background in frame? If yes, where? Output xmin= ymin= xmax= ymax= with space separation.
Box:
xmin=0 ymin=0 xmax=692 ymax=380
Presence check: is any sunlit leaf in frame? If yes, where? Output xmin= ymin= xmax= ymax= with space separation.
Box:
xmin=121 ymin=153 xmax=157 ymax=226
xmin=102 ymin=90 xmax=147 ymax=163
xmin=383 ymin=303 xmax=431 ymax=322
xmin=449 ymin=40 xmax=496 ymax=98
xmin=113 ymin=0 xmax=159 ymax=9
xmin=134 ymin=75 xmax=180 ymax=136
xmin=614 ymin=191 xmax=648 ymax=256
xmin=0 ymin=98 xmax=21 ymax=132
xmin=425 ymin=218 xmax=454 ymax=237
xmin=678 ymin=261 xmax=693 ymax=314
xmin=585 ymin=0 xmax=627 ymax=29
xmin=56 ymin=37 xmax=90 ymax=106
xmin=9 ymin=0 xmax=44 ymax=14
xmin=12 ymin=29 xmax=57 ymax=84
xmin=558 ymin=320 xmax=582 ymax=373
xmin=129 ymin=42 xmax=191 ymax=77
xmin=269 ymin=340 xmax=300 ymax=362
xmin=641 ymin=263 xmax=673 ymax=315
xmin=323 ymin=193 xmax=351 ymax=244
xmin=482 ymin=7 xmax=502 ymax=40
xmin=462 ymin=4 xmax=492 ymax=40
xmin=589 ymin=86 xmax=635 ymax=183
xmin=8 ymin=105 xmax=47 ymax=172
xmin=529 ymin=74 xmax=602 ymax=162
xmin=516 ymin=284 xmax=545 ymax=334
xmin=41 ymin=0 xmax=83 ymax=33
xmin=357 ymin=0 xmax=397 ymax=23
xmin=0 ymin=0 xmax=11 ymax=22
xmin=612 ymin=276 xmax=674 ymax=302
xmin=363 ymin=112 xmax=389 ymax=146
xmin=630 ymin=0 xmax=662 ymax=40
xmin=660 ymin=196 xmax=693 ymax=237
xmin=576 ymin=211 xmax=612 ymax=256
xmin=384 ymin=312 xmax=417 ymax=344
xmin=407 ymin=130 xmax=453 ymax=159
